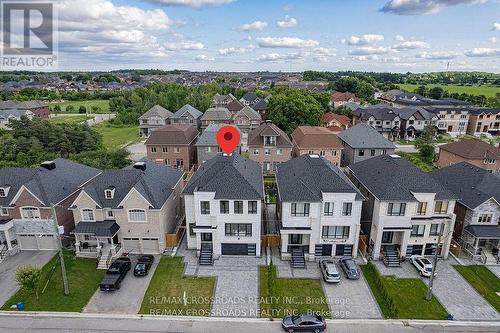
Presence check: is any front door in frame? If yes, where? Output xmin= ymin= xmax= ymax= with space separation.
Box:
xmin=201 ymin=233 xmax=212 ymax=242
xmin=381 ymin=231 xmax=393 ymax=244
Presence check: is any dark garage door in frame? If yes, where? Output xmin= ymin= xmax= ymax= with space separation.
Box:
xmin=221 ymin=243 xmax=249 ymax=255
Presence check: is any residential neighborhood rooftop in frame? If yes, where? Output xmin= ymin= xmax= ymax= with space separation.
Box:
xmin=336 ymin=123 xmax=396 ymax=149
xmin=172 ymin=104 xmax=203 ymax=119
xmin=139 ymin=105 xmax=174 ymax=120
xmin=144 ymin=123 xmax=198 ymax=145
xmin=247 ymin=122 xmax=293 ymax=148
xmin=195 ymin=124 xmax=240 ymax=146
xmin=291 ymin=126 xmax=343 ymax=149
xmin=201 ymin=107 xmax=232 ymax=121
xmin=438 ymin=139 xmax=500 ymax=161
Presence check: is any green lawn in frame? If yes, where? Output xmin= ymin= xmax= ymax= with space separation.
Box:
xmin=49 ymin=115 xmax=93 ymax=125
xmin=361 ymin=264 xmax=448 ymax=320
xmin=1 ymin=250 xmax=104 ymax=312
xmin=139 ymin=256 xmax=216 ymax=316
xmin=398 ymin=84 xmax=500 ymax=98
xmin=94 ymin=121 xmax=141 ymax=149
xmin=398 ymin=152 xmax=436 ymax=172
xmin=50 ymin=99 xmax=110 ymax=114
xmin=260 ymin=264 xmax=330 ymax=319
xmin=454 ymin=265 xmax=500 ymax=312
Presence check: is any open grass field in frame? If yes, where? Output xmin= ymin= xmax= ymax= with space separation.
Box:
xmin=398 ymin=84 xmax=500 ymax=98
xmin=397 ymin=152 xmax=436 ymax=172
xmin=1 ymin=250 xmax=105 ymax=312
xmin=454 ymin=265 xmax=500 ymax=312
xmin=139 ymin=257 xmax=216 ymax=316
xmin=259 ymin=264 xmax=330 ymax=319
xmin=94 ymin=121 xmax=141 ymax=149
xmin=50 ymin=99 xmax=111 ymax=113
xmin=49 ymin=115 xmax=92 ymax=125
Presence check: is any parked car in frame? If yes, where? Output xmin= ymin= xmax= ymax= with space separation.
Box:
xmin=409 ymin=255 xmax=436 ymax=277
xmin=134 ymin=255 xmax=155 ymax=277
xmin=319 ymin=259 xmax=340 ymax=283
xmin=99 ymin=257 xmax=131 ymax=291
xmin=339 ymin=257 xmax=360 ymax=280
xmin=282 ymin=313 xmax=326 ymax=333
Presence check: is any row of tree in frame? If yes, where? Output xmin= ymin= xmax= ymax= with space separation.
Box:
xmin=408 ymin=85 xmax=499 ymax=108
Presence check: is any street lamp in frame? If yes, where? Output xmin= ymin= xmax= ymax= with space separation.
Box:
xmin=51 ymin=205 xmax=69 ymax=295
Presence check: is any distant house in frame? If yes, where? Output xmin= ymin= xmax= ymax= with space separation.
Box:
xmin=247 ymin=121 xmax=293 ymax=173
xmin=352 ymin=106 xmax=401 ymax=141
xmin=0 ymin=109 xmax=34 ymax=129
xmin=171 ymin=104 xmax=203 ymax=129
xmin=233 ymin=106 xmax=262 ymax=133
xmin=239 ymin=92 xmax=261 ymax=107
xmin=330 ymin=92 xmax=360 ymax=108
xmin=195 ymin=124 xmax=241 ymax=164
xmin=212 ymin=93 xmax=237 ymax=108
xmin=226 ymin=99 xmax=245 ymax=114
xmin=466 ymin=108 xmax=500 ymax=137
xmin=138 ymin=105 xmax=174 ymax=137
xmin=337 ymin=123 xmax=396 ymax=166
xmin=437 ymin=139 xmax=499 ymax=173
xmin=321 ymin=112 xmax=352 ymax=133
xmin=424 ymin=107 xmax=469 ymax=136
xmin=0 ymin=100 xmax=49 ymax=119
xmin=395 ymin=107 xmax=438 ymax=141
xmin=144 ymin=123 xmax=199 ymax=171
xmin=291 ymin=126 xmax=343 ymax=166
xmin=252 ymin=98 xmax=269 ymax=119
xmin=431 ymin=163 xmax=500 ymax=264
xmin=200 ymin=107 xmax=232 ymax=129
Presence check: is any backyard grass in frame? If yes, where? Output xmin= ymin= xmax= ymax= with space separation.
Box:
xmin=259 ymin=264 xmax=330 ymax=319
xmin=398 ymin=84 xmax=500 ymax=98
xmin=139 ymin=256 xmax=216 ymax=316
xmin=1 ymin=250 xmax=104 ymax=312
xmin=398 ymin=152 xmax=436 ymax=172
xmin=454 ymin=265 xmax=500 ymax=312
xmin=49 ymin=115 xmax=93 ymax=125
xmin=94 ymin=121 xmax=141 ymax=149
xmin=50 ymin=99 xmax=110 ymax=113
xmin=361 ymin=264 xmax=448 ymax=320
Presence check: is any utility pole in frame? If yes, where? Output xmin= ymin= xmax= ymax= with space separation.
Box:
xmin=426 ymin=223 xmax=451 ymax=301
xmin=51 ymin=205 xmax=69 ymax=295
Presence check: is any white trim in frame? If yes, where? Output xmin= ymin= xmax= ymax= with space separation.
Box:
xmin=0 ymin=207 xmax=9 ymax=216
xmin=127 ymin=209 xmax=148 ymax=223
xmin=9 ymin=185 xmax=44 ymax=206
xmin=70 ymin=190 xmax=102 ymax=209
xmin=20 ymin=206 xmax=41 ymax=219
xmin=117 ymin=187 xmax=154 ymax=209
xmin=81 ymin=208 xmax=96 ymax=222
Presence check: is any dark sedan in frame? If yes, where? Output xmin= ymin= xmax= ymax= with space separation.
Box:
xmin=133 ymin=255 xmax=155 ymax=277
xmin=339 ymin=256 xmax=360 ymax=280
xmin=282 ymin=313 xmax=326 ymax=333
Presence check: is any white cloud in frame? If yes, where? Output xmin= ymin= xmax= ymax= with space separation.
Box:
xmin=489 ymin=37 xmax=498 ymax=43
xmin=218 ymin=45 xmax=255 ymax=55
xmin=257 ymin=52 xmax=305 ymax=62
xmin=395 ymin=35 xmax=405 ymax=41
xmin=164 ymin=41 xmax=204 ymax=50
xmin=145 ymin=0 xmax=235 ymax=7
xmin=348 ymin=46 xmax=392 ymax=55
xmin=380 ymin=0 xmax=484 ymax=15
xmin=354 ymin=55 xmax=380 ymax=61
xmin=346 ymin=34 xmax=384 ymax=45
xmin=312 ymin=48 xmax=337 ymax=62
xmin=238 ymin=21 xmax=268 ymax=31
xmin=464 ymin=48 xmax=500 ymax=57
xmin=393 ymin=40 xmax=430 ymax=50
xmin=494 ymin=22 xmax=500 ymax=31
xmin=416 ymin=51 xmax=459 ymax=60
xmin=256 ymin=37 xmax=320 ymax=48
xmin=277 ymin=15 xmax=298 ymax=29
xmin=195 ymin=54 xmax=215 ymax=61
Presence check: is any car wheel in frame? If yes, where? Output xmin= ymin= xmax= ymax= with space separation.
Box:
xmin=419 ymin=271 xmax=423 ymax=277
xmin=314 ymin=329 xmax=321 ymax=333
xmin=409 ymin=259 xmax=412 ymax=263
xmin=287 ymin=329 xmax=294 ymax=333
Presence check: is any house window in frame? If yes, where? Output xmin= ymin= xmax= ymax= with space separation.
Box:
xmin=370 ymin=150 xmax=375 ymax=156
xmin=234 ymin=201 xmax=243 ymax=214
xmin=358 ymin=149 xmax=365 ymax=157
xmin=225 ymin=223 xmax=252 ymax=236
xmin=81 ymin=208 xmax=94 ymax=221
xmin=324 ymin=202 xmax=334 ymax=216
xmin=320 ymin=151 xmax=325 ymax=156
xmin=248 ymin=201 xmax=258 ymax=214
xmin=382 ymin=149 xmax=387 ymax=154
xmin=188 ymin=223 xmax=195 ymax=236
xmin=151 ymin=147 xmax=157 ymax=153
xmin=206 ymin=146 xmax=212 ymax=153
xmin=332 ymin=150 xmax=337 ymax=156
xmin=291 ymin=203 xmax=310 ymax=217
xmin=0 ymin=208 xmax=8 ymax=216
xmin=200 ymin=201 xmax=210 ymax=215
xmin=411 ymin=225 xmax=425 ymax=237
xmin=253 ymin=149 xmax=259 ymax=155
xmin=322 ymin=226 xmax=349 ymax=239
xmin=106 ymin=210 xmax=114 ymax=219
xmin=416 ymin=202 xmax=427 ymax=215
xmin=220 ymin=201 xmax=229 ymax=214
xmin=478 ymin=214 xmax=493 ymax=223
xmin=387 ymin=202 xmax=406 ymax=216
xmin=277 ymin=148 xmax=283 ymax=155
xmin=104 ymin=190 xmax=113 ymax=199
xmin=162 ymin=147 xmax=168 ymax=153
xmin=264 ymin=136 xmax=276 ymax=146
xmin=342 ymin=202 xmax=352 ymax=216
xmin=175 ymin=147 xmax=180 ymax=153
xmin=0 ymin=188 xmax=5 ymax=197
xmin=434 ymin=201 xmax=449 ymax=214
xmin=289 ymin=234 xmax=303 ymax=244
xmin=264 ymin=148 xmax=270 ymax=156
xmin=429 ymin=223 xmax=443 ymax=236
xmin=128 ymin=209 xmax=146 ymax=222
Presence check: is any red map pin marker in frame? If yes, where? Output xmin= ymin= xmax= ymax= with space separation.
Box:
xmin=216 ymin=125 xmax=240 ymax=156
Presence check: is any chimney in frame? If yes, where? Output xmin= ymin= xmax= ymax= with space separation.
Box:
xmin=265 ymin=120 xmax=272 ymax=124
xmin=40 ymin=161 xmax=56 ymax=170
xmin=133 ymin=161 xmax=147 ymax=171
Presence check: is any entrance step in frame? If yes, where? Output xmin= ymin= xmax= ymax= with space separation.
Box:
xmin=291 ymin=249 xmax=306 ymax=269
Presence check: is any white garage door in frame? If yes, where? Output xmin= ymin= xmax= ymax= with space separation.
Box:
xmin=18 ymin=234 xmax=38 ymax=250
xmin=38 ymin=234 xmax=57 ymax=250
xmin=142 ymin=238 xmax=160 ymax=254
xmin=122 ymin=238 xmax=140 ymax=254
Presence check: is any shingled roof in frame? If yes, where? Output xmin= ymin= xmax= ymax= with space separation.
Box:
xmin=439 ymin=139 xmax=500 ymax=161
xmin=201 ymin=107 xmax=232 ymax=121
xmin=276 ymin=154 xmax=364 ymax=202
xmin=144 ymin=123 xmax=198 ymax=145
xmin=172 ymin=104 xmax=203 ymax=119
xmin=291 ymin=126 xmax=343 ymax=149
xmin=337 ymin=123 xmax=396 ymax=149
xmin=183 ymin=153 xmax=263 ymax=200
xmin=139 ymin=105 xmax=174 ymax=120
xmin=247 ymin=122 xmax=293 ymax=148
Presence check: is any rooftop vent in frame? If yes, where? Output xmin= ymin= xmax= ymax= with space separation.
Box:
xmin=389 ymin=154 xmax=401 ymax=159
xmin=40 ymin=161 xmax=56 ymax=170
xmin=309 ymin=154 xmax=320 ymax=158
xmin=265 ymin=120 xmax=272 ymax=124
xmin=133 ymin=161 xmax=147 ymax=171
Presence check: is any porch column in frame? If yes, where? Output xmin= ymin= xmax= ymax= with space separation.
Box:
xmin=400 ymin=230 xmax=410 ymax=258
xmin=110 ymin=235 xmax=116 ymax=255
xmin=373 ymin=227 xmax=383 ymax=260
xmin=4 ymin=230 xmax=12 ymax=250
xmin=352 ymin=224 xmax=360 ymax=259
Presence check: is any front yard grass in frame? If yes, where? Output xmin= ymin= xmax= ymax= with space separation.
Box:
xmin=259 ymin=264 xmax=330 ymax=319
xmin=139 ymin=256 xmax=216 ymax=316
xmin=361 ymin=264 xmax=448 ymax=320
xmin=454 ymin=265 xmax=500 ymax=312
xmin=49 ymin=115 xmax=92 ymax=125
xmin=1 ymin=250 xmax=104 ymax=312
xmin=398 ymin=152 xmax=436 ymax=172
xmin=94 ymin=121 xmax=141 ymax=149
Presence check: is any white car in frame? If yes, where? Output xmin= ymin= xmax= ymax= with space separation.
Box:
xmin=319 ymin=260 xmax=341 ymax=283
xmin=409 ymin=255 xmax=436 ymax=277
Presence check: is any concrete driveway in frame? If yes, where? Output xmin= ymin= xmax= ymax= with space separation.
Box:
xmin=83 ymin=255 xmax=158 ymax=314
xmin=0 ymin=251 xmax=56 ymax=307
xmin=126 ymin=142 xmax=147 ymax=161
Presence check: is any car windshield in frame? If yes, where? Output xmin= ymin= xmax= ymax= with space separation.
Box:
xmin=425 ymin=267 xmax=433 ymax=272
xmin=291 ymin=315 xmax=301 ymax=324
xmin=345 ymin=261 xmax=357 ymax=270
xmin=136 ymin=263 xmax=146 ymax=269
xmin=421 ymin=258 xmax=431 ymax=265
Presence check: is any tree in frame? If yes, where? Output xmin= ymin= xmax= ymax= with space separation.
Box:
xmin=53 ymin=105 xmax=61 ymax=113
xmin=355 ymin=81 xmax=375 ymax=101
xmin=415 ymin=85 xmax=427 ymax=96
xmin=16 ymin=266 xmax=42 ymax=299
xmin=419 ymin=144 xmax=435 ymax=163
xmin=334 ymin=105 xmax=352 ymax=117
xmin=66 ymin=105 xmax=75 ymax=113
xmin=428 ymin=87 xmax=444 ymax=100
xmin=78 ymin=105 xmax=87 ymax=114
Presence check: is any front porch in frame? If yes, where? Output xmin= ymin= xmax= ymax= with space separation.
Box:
xmin=0 ymin=219 xmax=20 ymax=260
xmin=460 ymin=225 xmax=500 ymax=265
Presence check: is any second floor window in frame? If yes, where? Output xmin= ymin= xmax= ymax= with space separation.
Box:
xmin=387 ymin=202 xmax=406 ymax=216
xmin=429 ymin=223 xmax=443 ymax=236
xmin=324 ymin=202 xmax=334 ymax=216
xmin=478 ymin=214 xmax=492 ymax=223
xmin=200 ymin=201 xmax=210 ymax=215
xmin=0 ymin=207 xmax=8 ymax=216
xmin=370 ymin=150 xmax=375 ymax=156
xmin=322 ymin=226 xmax=349 ymax=239
xmin=411 ymin=225 xmax=425 ymax=237
xmin=151 ymin=147 xmax=157 ymax=153
xmin=248 ymin=201 xmax=257 ymax=214
xmin=358 ymin=149 xmax=365 ymax=157
xmin=225 ymin=223 xmax=252 ymax=236
xmin=234 ymin=201 xmax=243 ymax=214
xmin=264 ymin=136 xmax=276 ymax=146
xmin=81 ymin=208 xmax=94 ymax=221
xmin=0 ymin=188 xmax=5 ymax=197
xmin=416 ymin=202 xmax=427 ymax=215
xmin=291 ymin=202 xmax=310 ymax=217
xmin=434 ymin=201 xmax=448 ymax=214
xmin=128 ymin=209 xmax=146 ymax=222
xmin=342 ymin=202 xmax=352 ymax=216
xmin=220 ymin=201 xmax=229 ymax=214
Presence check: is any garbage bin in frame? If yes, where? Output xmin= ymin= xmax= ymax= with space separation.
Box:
xmin=16 ymin=302 xmax=25 ymax=311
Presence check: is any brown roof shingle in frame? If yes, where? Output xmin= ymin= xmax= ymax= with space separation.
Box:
xmin=247 ymin=122 xmax=292 ymax=148
xmin=291 ymin=126 xmax=343 ymax=149
xmin=144 ymin=123 xmax=198 ymax=145
xmin=439 ymin=139 xmax=500 ymax=160
xmin=321 ymin=112 xmax=352 ymax=126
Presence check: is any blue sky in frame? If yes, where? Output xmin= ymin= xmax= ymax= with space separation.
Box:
xmin=54 ymin=0 xmax=500 ymax=72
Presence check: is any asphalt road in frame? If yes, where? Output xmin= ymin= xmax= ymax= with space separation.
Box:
xmin=0 ymin=313 xmax=499 ymax=333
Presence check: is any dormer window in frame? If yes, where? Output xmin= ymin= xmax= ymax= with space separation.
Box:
xmin=0 ymin=186 xmax=10 ymax=198
xmin=104 ymin=188 xmax=115 ymax=199
xmin=264 ymin=136 xmax=276 ymax=146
